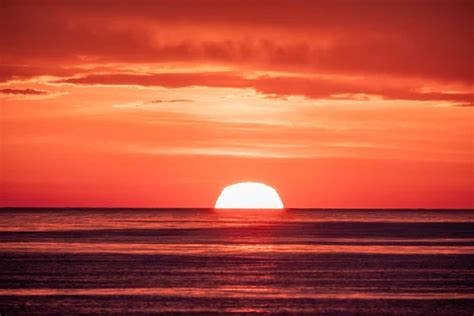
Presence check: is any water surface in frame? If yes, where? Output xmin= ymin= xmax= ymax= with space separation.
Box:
xmin=1 ymin=209 xmax=473 ymax=314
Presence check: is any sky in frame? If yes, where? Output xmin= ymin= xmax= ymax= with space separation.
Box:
xmin=1 ymin=0 xmax=473 ymax=208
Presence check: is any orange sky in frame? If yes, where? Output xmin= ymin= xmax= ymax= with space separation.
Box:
xmin=1 ymin=0 xmax=473 ymax=208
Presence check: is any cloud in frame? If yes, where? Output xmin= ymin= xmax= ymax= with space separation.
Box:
xmin=0 ymin=65 xmax=87 ymax=83
xmin=56 ymin=72 xmax=250 ymax=88
xmin=452 ymin=103 xmax=473 ymax=107
xmin=1 ymin=0 xmax=473 ymax=83
xmin=1 ymin=1 xmax=472 ymax=106
xmin=253 ymin=76 xmax=474 ymax=105
xmin=145 ymin=99 xmax=193 ymax=104
xmin=113 ymin=98 xmax=194 ymax=108
xmin=55 ymin=72 xmax=474 ymax=105
xmin=0 ymin=88 xmax=48 ymax=95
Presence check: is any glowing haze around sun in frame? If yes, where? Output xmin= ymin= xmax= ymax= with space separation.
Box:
xmin=215 ymin=182 xmax=284 ymax=209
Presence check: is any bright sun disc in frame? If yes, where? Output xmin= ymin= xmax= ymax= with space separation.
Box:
xmin=215 ymin=182 xmax=284 ymax=209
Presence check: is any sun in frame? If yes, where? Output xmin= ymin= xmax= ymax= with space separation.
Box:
xmin=215 ymin=182 xmax=284 ymax=209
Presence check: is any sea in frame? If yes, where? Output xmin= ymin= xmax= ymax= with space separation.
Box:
xmin=0 ymin=208 xmax=473 ymax=315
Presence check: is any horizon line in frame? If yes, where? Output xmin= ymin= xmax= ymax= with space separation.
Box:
xmin=1 ymin=207 xmax=473 ymax=211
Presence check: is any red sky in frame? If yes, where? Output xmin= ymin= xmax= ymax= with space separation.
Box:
xmin=1 ymin=0 xmax=473 ymax=208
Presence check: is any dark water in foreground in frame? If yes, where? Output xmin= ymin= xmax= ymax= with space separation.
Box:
xmin=0 ymin=209 xmax=473 ymax=315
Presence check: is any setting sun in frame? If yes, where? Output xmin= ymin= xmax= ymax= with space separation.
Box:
xmin=215 ymin=182 xmax=284 ymax=209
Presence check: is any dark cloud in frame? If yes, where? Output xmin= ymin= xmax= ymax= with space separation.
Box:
xmin=1 ymin=0 xmax=472 ymax=106
xmin=0 ymin=88 xmax=49 ymax=95
xmin=56 ymin=72 xmax=251 ymax=89
xmin=1 ymin=0 xmax=472 ymax=82
xmin=55 ymin=72 xmax=474 ymax=105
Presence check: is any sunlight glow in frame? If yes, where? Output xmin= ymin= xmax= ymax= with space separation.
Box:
xmin=215 ymin=182 xmax=284 ymax=209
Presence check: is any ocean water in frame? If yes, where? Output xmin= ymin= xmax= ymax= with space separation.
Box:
xmin=0 ymin=208 xmax=473 ymax=315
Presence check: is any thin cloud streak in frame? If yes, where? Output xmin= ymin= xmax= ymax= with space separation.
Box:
xmin=0 ymin=88 xmax=48 ymax=95
xmin=56 ymin=72 xmax=474 ymax=105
